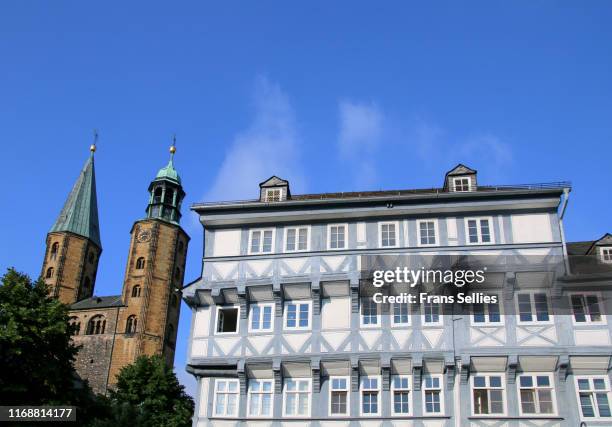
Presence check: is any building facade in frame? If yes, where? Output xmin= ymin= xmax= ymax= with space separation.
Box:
xmin=184 ymin=165 xmax=612 ymax=426
xmin=41 ymin=143 xmax=189 ymax=394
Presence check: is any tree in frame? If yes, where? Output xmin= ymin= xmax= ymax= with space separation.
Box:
xmin=102 ymin=355 xmax=194 ymax=427
xmin=0 ymin=268 xmax=79 ymax=404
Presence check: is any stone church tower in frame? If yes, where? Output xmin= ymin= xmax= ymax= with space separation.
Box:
xmin=42 ymin=142 xmax=189 ymax=394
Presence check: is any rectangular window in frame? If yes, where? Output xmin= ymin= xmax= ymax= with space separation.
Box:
xmin=453 ymin=177 xmax=471 ymax=192
xmin=285 ymin=301 xmax=311 ymax=330
xmin=249 ymin=303 xmax=274 ymax=332
xmin=576 ymin=376 xmax=612 ymax=419
xmin=392 ymin=375 xmax=411 ymax=415
xmin=248 ymin=379 xmax=273 ymax=417
xmin=418 ymin=220 xmax=437 ymax=246
xmin=517 ymin=293 xmax=551 ymax=324
xmin=472 ymin=375 xmax=505 ymax=415
xmin=472 ymin=297 xmax=502 ymax=325
xmin=264 ymin=188 xmax=281 ymax=202
xmin=328 ymin=224 xmax=347 ymax=250
xmin=572 ymin=294 xmax=604 ymax=323
xmin=285 ymin=226 xmax=309 ymax=252
xmin=380 ymin=222 xmax=398 ymax=248
xmin=392 ymin=302 xmax=410 ymax=325
xmin=466 ymin=218 xmax=493 ymax=244
xmin=601 ymin=248 xmax=612 ymax=263
xmin=518 ymin=374 xmax=556 ymax=415
xmin=423 ymin=301 xmax=442 ymax=325
xmin=283 ymin=378 xmax=311 ymax=417
xmin=213 ymin=379 xmax=239 ymax=417
xmin=361 ymin=376 xmax=380 ymax=415
xmin=249 ymin=229 xmax=274 ymax=254
xmin=216 ymin=306 xmax=239 ymax=334
xmin=329 ymin=377 xmax=349 ymax=416
xmin=361 ymin=298 xmax=380 ymax=327
xmin=423 ymin=375 xmax=443 ymax=414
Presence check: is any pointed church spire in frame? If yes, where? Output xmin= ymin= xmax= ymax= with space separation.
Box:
xmin=50 ymin=142 xmax=102 ymax=248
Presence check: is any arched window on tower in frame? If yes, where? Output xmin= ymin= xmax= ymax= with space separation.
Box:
xmin=164 ymin=188 xmax=174 ymax=205
xmin=69 ymin=316 xmax=81 ymax=336
xmin=171 ymin=293 xmax=178 ymax=308
xmin=125 ymin=315 xmax=137 ymax=334
xmin=153 ymin=187 xmax=163 ymax=204
xmin=87 ymin=315 xmax=106 ymax=335
xmin=46 ymin=267 xmax=54 ymax=279
xmin=50 ymin=242 xmax=59 ymax=260
xmin=166 ymin=324 xmax=175 ymax=348
xmin=136 ymin=257 xmax=145 ymax=270
xmin=131 ymin=285 xmax=141 ymax=298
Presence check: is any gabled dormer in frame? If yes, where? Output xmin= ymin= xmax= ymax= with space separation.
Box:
xmin=591 ymin=233 xmax=612 ymax=263
xmin=443 ymin=164 xmax=477 ymax=192
xmin=259 ymin=176 xmax=290 ymax=202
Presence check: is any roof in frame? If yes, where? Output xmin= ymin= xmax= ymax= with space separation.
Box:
xmin=50 ymin=155 xmax=101 ymax=248
xmin=155 ymin=157 xmax=181 ymax=184
xmin=70 ymin=295 xmax=124 ymax=310
xmin=445 ymin=163 xmax=477 ymax=177
xmin=567 ymin=233 xmax=612 ymax=255
xmin=259 ymin=176 xmax=289 ymax=188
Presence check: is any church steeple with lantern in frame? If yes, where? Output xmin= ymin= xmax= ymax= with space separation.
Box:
xmin=146 ymin=139 xmax=185 ymax=224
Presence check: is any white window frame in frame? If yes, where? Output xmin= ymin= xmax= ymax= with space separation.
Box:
xmin=417 ymin=219 xmax=439 ymax=247
xmin=465 ymin=217 xmax=495 ymax=245
xmin=247 ymin=378 xmax=274 ymax=418
xmin=422 ymin=374 xmax=444 ymax=415
xmin=214 ymin=305 xmax=241 ymax=335
xmin=569 ymin=292 xmax=606 ymax=325
xmin=264 ymin=188 xmax=282 ymax=202
xmin=515 ymin=292 xmax=554 ymax=325
xmin=575 ymin=375 xmax=612 ymax=421
xmin=284 ymin=225 xmax=310 ymax=252
xmin=328 ymin=376 xmax=350 ymax=417
xmin=421 ymin=301 xmax=443 ymax=326
xmin=284 ymin=300 xmax=312 ymax=331
xmin=453 ymin=177 xmax=471 ymax=192
xmin=213 ymin=378 xmax=240 ymax=417
xmin=391 ymin=375 xmax=412 ymax=415
xmin=360 ymin=298 xmax=381 ymax=328
xmin=600 ymin=247 xmax=612 ymax=263
xmin=379 ymin=221 xmax=400 ymax=248
xmin=248 ymin=302 xmax=275 ymax=333
xmin=470 ymin=294 xmax=503 ymax=326
xmin=360 ymin=375 xmax=381 ymax=416
xmin=470 ymin=374 xmax=507 ymax=416
xmin=391 ymin=302 xmax=411 ymax=327
xmin=248 ymin=228 xmax=275 ymax=254
xmin=517 ymin=373 xmax=557 ymax=416
xmin=282 ymin=378 xmax=312 ymax=417
xmin=327 ymin=224 xmax=348 ymax=250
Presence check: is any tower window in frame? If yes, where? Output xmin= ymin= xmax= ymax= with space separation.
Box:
xmin=131 ymin=285 xmax=141 ymax=298
xmin=45 ymin=267 xmax=54 ymax=279
xmin=125 ymin=315 xmax=137 ymax=334
xmin=153 ymin=187 xmax=163 ymax=204
xmin=164 ymin=189 xmax=174 ymax=205
xmin=69 ymin=317 xmax=81 ymax=336
xmin=87 ymin=315 xmax=106 ymax=335
xmin=50 ymin=242 xmax=59 ymax=260
xmin=136 ymin=257 xmax=146 ymax=269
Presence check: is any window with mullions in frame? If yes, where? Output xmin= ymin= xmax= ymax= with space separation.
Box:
xmin=453 ymin=177 xmax=470 ymax=192
xmin=285 ymin=227 xmax=309 ymax=252
xmin=576 ymin=376 xmax=612 ymax=419
xmin=466 ymin=218 xmax=492 ymax=244
xmin=571 ymin=294 xmax=603 ymax=323
xmin=392 ymin=302 xmax=410 ymax=325
xmin=418 ymin=220 xmax=437 ymax=246
xmin=380 ymin=222 xmax=397 ymax=247
xmin=601 ymin=247 xmax=612 ymax=263
xmin=517 ymin=293 xmax=551 ymax=323
xmin=249 ymin=303 xmax=274 ymax=332
xmin=423 ymin=301 xmax=442 ymax=325
xmin=472 ymin=375 xmax=505 ymax=415
xmin=518 ymin=374 xmax=555 ymax=415
xmin=361 ymin=376 xmax=380 ymax=415
xmin=392 ymin=376 xmax=411 ymax=415
xmin=285 ymin=301 xmax=310 ymax=330
xmin=283 ymin=378 xmax=311 ymax=417
xmin=328 ymin=224 xmax=347 ymax=250
xmin=213 ymin=379 xmax=239 ymax=417
xmin=361 ymin=298 xmax=380 ymax=327
xmin=423 ymin=375 xmax=443 ymax=414
xmin=247 ymin=379 xmax=273 ymax=417
xmin=249 ymin=229 xmax=274 ymax=254
xmin=329 ymin=377 xmax=349 ymax=416
xmin=472 ymin=298 xmax=502 ymax=325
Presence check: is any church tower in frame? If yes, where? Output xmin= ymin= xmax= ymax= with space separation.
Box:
xmin=108 ymin=143 xmax=189 ymax=385
xmin=42 ymin=143 xmax=101 ymax=305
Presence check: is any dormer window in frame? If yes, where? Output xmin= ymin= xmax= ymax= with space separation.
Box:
xmin=259 ymin=176 xmax=290 ymax=202
xmin=453 ymin=177 xmax=471 ymax=192
xmin=264 ymin=188 xmax=281 ymax=202
xmin=601 ymin=247 xmax=612 ymax=263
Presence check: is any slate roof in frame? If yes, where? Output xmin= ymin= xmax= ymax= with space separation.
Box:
xmin=50 ymin=155 xmax=101 ymax=248
xmin=567 ymin=241 xmax=595 ymax=256
xmin=70 ymin=295 xmax=124 ymax=310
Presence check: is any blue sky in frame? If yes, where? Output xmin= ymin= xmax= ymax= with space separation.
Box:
xmin=1 ymin=1 xmax=611 ymax=396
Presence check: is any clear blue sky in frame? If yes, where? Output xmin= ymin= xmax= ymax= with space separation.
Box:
xmin=1 ymin=1 xmax=611 ymax=396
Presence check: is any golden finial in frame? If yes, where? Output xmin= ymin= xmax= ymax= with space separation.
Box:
xmin=90 ymin=129 xmax=98 ymax=155
xmin=169 ymin=134 xmax=176 ymax=155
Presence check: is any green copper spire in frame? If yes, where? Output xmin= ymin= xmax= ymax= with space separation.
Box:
xmin=147 ymin=140 xmax=185 ymax=224
xmin=50 ymin=146 xmax=101 ymax=248
xmin=155 ymin=138 xmax=181 ymax=183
